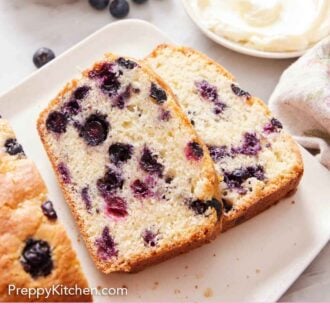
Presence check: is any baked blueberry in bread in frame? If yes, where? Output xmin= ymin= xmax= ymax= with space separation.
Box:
xmin=0 ymin=117 xmax=91 ymax=302
xmin=37 ymin=54 xmax=222 ymax=274
xmin=145 ymin=45 xmax=303 ymax=230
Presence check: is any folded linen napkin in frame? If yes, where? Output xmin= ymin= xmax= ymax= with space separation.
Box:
xmin=269 ymin=36 xmax=330 ymax=170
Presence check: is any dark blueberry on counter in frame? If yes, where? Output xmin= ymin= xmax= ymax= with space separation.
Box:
xmin=116 ymin=57 xmax=137 ymax=70
xmin=33 ymin=47 xmax=55 ymax=69
xmin=142 ymin=229 xmax=158 ymax=247
xmin=132 ymin=0 xmax=148 ymax=3
xmin=140 ymin=147 xmax=164 ymax=177
xmin=150 ymin=83 xmax=167 ymax=104
xmin=105 ymin=196 xmax=128 ymax=218
xmin=4 ymin=138 xmax=24 ymax=156
xmin=80 ymin=114 xmax=110 ymax=146
xmin=185 ymin=141 xmax=204 ymax=161
xmin=109 ymin=142 xmax=133 ymax=165
xmin=95 ymin=227 xmax=118 ymax=260
xmin=41 ymin=201 xmax=57 ymax=220
xmin=74 ymin=86 xmax=91 ymax=100
xmin=21 ymin=239 xmax=53 ymax=278
xmin=46 ymin=111 xmax=68 ymax=134
xmin=231 ymin=84 xmax=251 ymax=99
xmin=89 ymin=0 xmax=109 ymax=10
xmin=97 ymin=169 xmax=124 ymax=196
xmin=109 ymin=0 xmax=130 ymax=18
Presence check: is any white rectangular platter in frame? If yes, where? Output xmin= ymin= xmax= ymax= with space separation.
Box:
xmin=1 ymin=19 xmax=330 ymax=302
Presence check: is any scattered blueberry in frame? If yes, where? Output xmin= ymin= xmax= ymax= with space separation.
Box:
xmin=95 ymin=227 xmax=118 ymax=261
xmin=208 ymin=145 xmax=229 ymax=162
xmin=105 ymin=196 xmax=128 ymax=219
xmin=185 ymin=141 xmax=204 ymax=161
xmin=140 ymin=147 xmax=164 ymax=177
xmin=116 ymin=57 xmax=137 ymax=70
xmin=81 ymin=187 xmax=92 ymax=212
xmin=62 ymin=100 xmax=80 ymax=117
xmin=131 ymin=179 xmax=153 ymax=199
xmin=4 ymin=138 xmax=24 ymax=156
xmin=80 ymin=114 xmax=110 ymax=146
xmin=109 ymin=0 xmax=130 ymax=18
xmin=231 ymin=84 xmax=251 ymax=99
xmin=150 ymin=83 xmax=167 ymax=104
xmin=21 ymin=239 xmax=53 ymax=278
xmin=263 ymin=118 xmax=283 ymax=134
xmin=41 ymin=201 xmax=57 ymax=220
xmin=33 ymin=47 xmax=55 ymax=69
xmin=109 ymin=142 xmax=133 ymax=165
xmin=195 ymin=80 xmax=218 ymax=102
xmin=46 ymin=111 xmax=68 ymax=134
xmin=142 ymin=229 xmax=158 ymax=247
xmin=97 ymin=169 xmax=124 ymax=197
xmin=74 ymin=86 xmax=91 ymax=100
xmin=232 ymin=132 xmax=261 ymax=156
xmin=57 ymin=162 xmax=71 ymax=184
xmin=89 ymin=0 xmax=109 ymax=10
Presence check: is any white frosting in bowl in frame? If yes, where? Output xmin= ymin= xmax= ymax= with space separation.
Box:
xmin=189 ymin=0 xmax=330 ymax=52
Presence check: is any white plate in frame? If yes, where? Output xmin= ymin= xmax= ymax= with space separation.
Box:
xmin=181 ymin=0 xmax=309 ymax=59
xmin=1 ymin=19 xmax=330 ymax=302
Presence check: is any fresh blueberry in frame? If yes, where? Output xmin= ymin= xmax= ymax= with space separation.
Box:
xmin=185 ymin=141 xmax=204 ymax=161
xmin=74 ymin=86 xmax=91 ymax=100
xmin=57 ymin=162 xmax=71 ymax=184
xmin=140 ymin=147 xmax=164 ymax=177
xmin=109 ymin=0 xmax=130 ymax=18
xmin=89 ymin=0 xmax=109 ymax=10
xmin=41 ymin=201 xmax=57 ymax=220
xmin=81 ymin=187 xmax=92 ymax=212
xmin=4 ymin=138 xmax=24 ymax=156
xmin=131 ymin=179 xmax=153 ymax=199
xmin=150 ymin=83 xmax=167 ymax=104
xmin=208 ymin=145 xmax=229 ymax=162
xmin=95 ymin=227 xmax=118 ymax=260
xmin=109 ymin=142 xmax=133 ymax=165
xmin=33 ymin=47 xmax=55 ymax=69
xmin=97 ymin=169 xmax=124 ymax=197
xmin=46 ymin=111 xmax=68 ymax=134
xmin=231 ymin=84 xmax=251 ymax=99
xmin=21 ymin=239 xmax=53 ymax=278
xmin=142 ymin=229 xmax=158 ymax=247
xmin=80 ymin=114 xmax=110 ymax=146
xmin=105 ymin=196 xmax=128 ymax=218
xmin=116 ymin=57 xmax=137 ymax=69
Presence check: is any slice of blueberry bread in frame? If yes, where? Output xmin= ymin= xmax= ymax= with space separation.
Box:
xmin=37 ymin=54 xmax=222 ymax=274
xmin=145 ymin=45 xmax=303 ymax=230
xmin=0 ymin=117 xmax=91 ymax=302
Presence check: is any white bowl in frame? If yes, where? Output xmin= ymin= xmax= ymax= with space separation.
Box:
xmin=182 ymin=0 xmax=308 ymax=59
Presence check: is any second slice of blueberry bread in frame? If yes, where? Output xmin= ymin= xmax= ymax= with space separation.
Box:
xmin=145 ymin=45 xmax=304 ymax=230
xmin=37 ymin=54 xmax=222 ymax=274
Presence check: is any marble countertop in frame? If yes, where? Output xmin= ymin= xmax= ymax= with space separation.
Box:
xmin=0 ymin=0 xmax=329 ymax=302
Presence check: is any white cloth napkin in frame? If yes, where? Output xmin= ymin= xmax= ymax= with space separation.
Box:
xmin=269 ymin=36 xmax=330 ymax=170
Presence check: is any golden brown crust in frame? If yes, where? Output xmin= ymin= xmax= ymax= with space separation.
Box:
xmin=0 ymin=118 xmax=92 ymax=302
xmin=37 ymin=54 xmax=223 ymax=274
xmin=146 ymin=44 xmax=304 ymax=231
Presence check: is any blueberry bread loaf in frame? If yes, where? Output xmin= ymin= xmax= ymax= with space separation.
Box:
xmin=0 ymin=117 xmax=91 ymax=302
xmin=146 ymin=45 xmax=303 ymax=230
xmin=37 ymin=54 xmax=222 ymax=274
